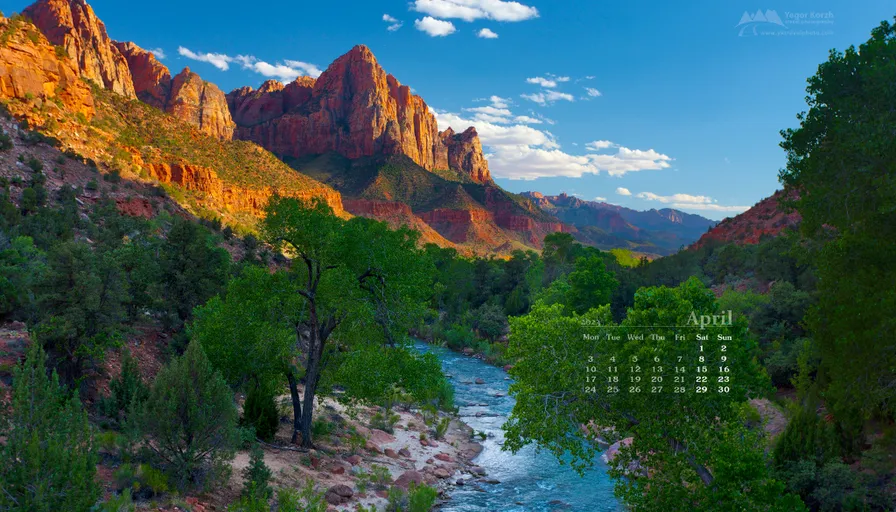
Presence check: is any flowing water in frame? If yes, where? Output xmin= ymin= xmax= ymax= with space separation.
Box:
xmin=416 ymin=342 xmax=622 ymax=512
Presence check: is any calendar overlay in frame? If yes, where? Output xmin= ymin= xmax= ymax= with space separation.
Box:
xmin=582 ymin=326 xmax=733 ymax=396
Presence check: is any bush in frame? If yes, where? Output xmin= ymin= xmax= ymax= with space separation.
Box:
xmin=0 ymin=343 xmax=100 ymax=511
xmin=408 ymin=483 xmax=439 ymax=512
xmin=86 ymin=178 xmax=99 ymax=191
xmin=434 ymin=417 xmax=450 ymax=440
xmin=132 ymin=340 xmax=238 ymax=491
xmin=370 ymin=408 xmax=400 ymax=434
xmin=103 ymin=169 xmax=122 ymax=183
xmin=241 ymin=381 xmax=279 ymax=442
xmin=26 ymin=155 xmax=42 ymax=172
xmin=0 ymin=131 xmax=12 ymax=151
xmin=242 ymin=444 xmax=272 ymax=501
xmin=276 ymin=481 xmax=329 ymax=512
xmin=113 ymin=463 xmax=169 ymax=498
xmin=102 ymin=349 xmax=148 ymax=427
xmin=95 ymin=488 xmax=136 ymax=512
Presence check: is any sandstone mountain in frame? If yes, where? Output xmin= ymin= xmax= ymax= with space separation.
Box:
xmin=22 ymin=0 xmax=234 ymax=140
xmin=0 ymin=12 xmax=342 ymax=229
xmin=226 ymin=45 xmax=491 ymax=184
xmin=522 ymin=192 xmax=717 ymax=256
xmin=23 ymin=0 xmax=135 ymax=97
xmin=0 ymin=15 xmax=94 ymax=120
xmin=691 ymin=189 xmax=800 ymax=249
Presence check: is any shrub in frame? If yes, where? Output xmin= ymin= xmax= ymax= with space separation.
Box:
xmin=0 ymin=343 xmax=100 ymax=511
xmin=113 ymin=463 xmax=169 ymax=498
xmin=132 ymin=340 xmax=238 ymax=491
xmin=434 ymin=417 xmax=450 ymax=440
xmin=311 ymin=418 xmax=334 ymax=439
xmin=86 ymin=178 xmax=99 ymax=191
xmin=276 ymin=481 xmax=329 ymax=512
xmin=242 ymin=444 xmax=272 ymax=501
xmin=26 ymin=155 xmax=42 ymax=172
xmin=369 ymin=464 xmax=391 ymax=490
xmin=0 ymin=131 xmax=11 ymax=151
xmin=102 ymin=349 xmax=148 ymax=427
xmin=408 ymin=483 xmax=439 ymax=512
xmin=103 ymin=169 xmax=122 ymax=183
xmin=370 ymin=408 xmax=401 ymax=434
xmin=241 ymin=381 xmax=279 ymax=441
xmin=347 ymin=428 xmax=368 ymax=455
xmin=95 ymin=488 xmax=136 ymax=512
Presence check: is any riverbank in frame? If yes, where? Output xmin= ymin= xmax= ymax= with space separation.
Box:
xmin=214 ymin=396 xmax=486 ymax=511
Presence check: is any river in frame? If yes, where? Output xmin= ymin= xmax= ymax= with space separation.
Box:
xmin=416 ymin=341 xmax=622 ymax=512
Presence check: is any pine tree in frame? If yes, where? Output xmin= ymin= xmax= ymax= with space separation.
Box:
xmin=0 ymin=343 xmax=100 ymax=511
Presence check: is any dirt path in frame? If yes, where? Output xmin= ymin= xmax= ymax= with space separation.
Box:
xmin=750 ymin=398 xmax=789 ymax=440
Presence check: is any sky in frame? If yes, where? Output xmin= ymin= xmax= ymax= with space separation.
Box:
xmin=7 ymin=0 xmax=894 ymax=220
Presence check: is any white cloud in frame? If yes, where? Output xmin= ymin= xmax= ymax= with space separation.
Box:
xmin=634 ymin=192 xmax=748 ymax=212
xmin=595 ymin=196 xmax=607 ymax=201
xmin=521 ymin=90 xmax=575 ymax=105
xmin=586 ymin=140 xmax=617 ymax=150
xmin=415 ymin=16 xmax=457 ymax=36
xmin=283 ymin=60 xmax=323 ymax=78
xmin=616 ymin=187 xmax=632 ymax=196
xmin=148 ymin=47 xmax=166 ymax=59
xmin=478 ymin=28 xmax=499 ymax=38
xmin=513 ymin=115 xmax=542 ymax=124
xmin=412 ymin=0 xmax=538 ymax=22
xmin=178 ymin=46 xmax=233 ymax=70
xmin=526 ymin=76 xmax=557 ymax=88
xmin=383 ymin=14 xmax=404 ymax=31
xmin=548 ymin=74 xmax=571 ymax=83
xmin=434 ymin=109 xmax=672 ymax=180
xmin=489 ymin=95 xmax=510 ymax=108
xmin=178 ymin=47 xmax=322 ymax=81
xmin=585 ymin=87 xmax=602 ymax=97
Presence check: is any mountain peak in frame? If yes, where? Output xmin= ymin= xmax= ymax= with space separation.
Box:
xmin=24 ymin=0 xmax=136 ymax=97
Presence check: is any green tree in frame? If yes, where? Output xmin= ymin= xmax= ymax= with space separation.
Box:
xmin=0 ymin=343 xmax=100 ymax=512
xmin=215 ymin=197 xmax=435 ymax=448
xmin=241 ymin=380 xmax=280 ymax=442
xmin=0 ymin=235 xmax=45 ymax=320
xmin=564 ymin=254 xmax=618 ymax=314
xmin=33 ymin=241 xmax=127 ymax=386
xmin=158 ymin=216 xmax=230 ymax=331
xmin=779 ymin=18 xmax=896 ymax=432
xmin=504 ymin=278 xmax=803 ymax=510
xmin=133 ymin=340 xmax=238 ymax=490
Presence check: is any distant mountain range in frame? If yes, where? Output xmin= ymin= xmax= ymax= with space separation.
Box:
xmin=521 ymin=192 xmax=718 ymax=256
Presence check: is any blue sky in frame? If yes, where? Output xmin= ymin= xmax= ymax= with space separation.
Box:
xmin=8 ymin=0 xmax=893 ymax=219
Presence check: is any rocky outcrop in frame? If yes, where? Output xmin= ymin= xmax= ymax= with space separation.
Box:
xmin=440 ymin=127 xmax=490 ymax=182
xmin=113 ymin=41 xmax=169 ymax=109
xmin=143 ymin=161 xmax=343 ymax=217
xmin=691 ymin=189 xmax=800 ymax=249
xmin=227 ymin=45 xmax=491 ymax=183
xmin=0 ymin=15 xmax=94 ymax=117
xmin=113 ymin=42 xmax=234 ymax=140
xmin=166 ymin=68 xmax=234 ymax=140
xmin=23 ymin=0 xmax=135 ymax=98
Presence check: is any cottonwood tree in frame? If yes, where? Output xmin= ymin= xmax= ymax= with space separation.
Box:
xmin=198 ymin=197 xmax=434 ymax=447
xmin=504 ymin=278 xmax=806 ymax=510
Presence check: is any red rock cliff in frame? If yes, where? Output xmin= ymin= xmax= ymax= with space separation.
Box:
xmin=23 ymin=0 xmax=135 ymax=98
xmin=113 ymin=43 xmax=234 ymax=140
xmin=227 ymin=45 xmax=491 ymax=183
xmin=0 ymin=15 xmax=94 ymax=118
xmin=440 ymin=127 xmax=491 ymax=183
xmin=166 ymin=68 xmax=235 ymax=140
xmin=112 ymin=41 xmax=169 ymax=109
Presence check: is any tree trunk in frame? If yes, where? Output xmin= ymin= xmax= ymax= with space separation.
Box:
xmin=286 ymin=371 xmax=303 ymax=445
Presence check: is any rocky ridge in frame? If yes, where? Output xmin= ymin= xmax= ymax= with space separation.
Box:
xmin=226 ymin=45 xmax=491 ymax=184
